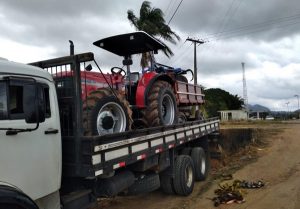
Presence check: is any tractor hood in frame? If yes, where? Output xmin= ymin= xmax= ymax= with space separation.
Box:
xmin=93 ymin=31 xmax=166 ymax=57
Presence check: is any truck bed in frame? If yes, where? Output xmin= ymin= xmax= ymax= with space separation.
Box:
xmin=62 ymin=117 xmax=220 ymax=177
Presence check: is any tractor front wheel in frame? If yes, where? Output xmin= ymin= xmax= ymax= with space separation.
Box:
xmin=145 ymin=81 xmax=177 ymax=126
xmin=83 ymin=88 xmax=132 ymax=135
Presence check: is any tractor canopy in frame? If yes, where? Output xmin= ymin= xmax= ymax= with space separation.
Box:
xmin=93 ymin=31 xmax=166 ymax=57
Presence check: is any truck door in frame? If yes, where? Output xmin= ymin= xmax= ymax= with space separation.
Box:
xmin=0 ymin=77 xmax=61 ymax=200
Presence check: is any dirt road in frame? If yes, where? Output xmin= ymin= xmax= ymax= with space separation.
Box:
xmin=99 ymin=122 xmax=300 ymax=209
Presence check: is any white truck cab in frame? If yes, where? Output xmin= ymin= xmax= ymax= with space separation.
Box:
xmin=0 ymin=59 xmax=61 ymax=209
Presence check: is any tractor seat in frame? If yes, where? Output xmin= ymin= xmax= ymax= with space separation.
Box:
xmin=128 ymin=72 xmax=140 ymax=84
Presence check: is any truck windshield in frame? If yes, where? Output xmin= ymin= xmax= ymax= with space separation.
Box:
xmin=0 ymin=82 xmax=8 ymax=119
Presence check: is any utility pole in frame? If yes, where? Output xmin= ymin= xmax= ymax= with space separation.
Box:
xmin=186 ymin=38 xmax=204 ymax=85
xmin=295 ymin=94 xmax=299 ymax=119
xmin=286 ymin=101 xmax=290 ymax=120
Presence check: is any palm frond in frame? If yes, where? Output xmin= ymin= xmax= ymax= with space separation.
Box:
xmin=140 ymin=1 xmax=151 ymax=22
xmin=127 ymin=10 xmax=138 ymax=29
xmin=127 ymin=1 xmax=181 ymax=63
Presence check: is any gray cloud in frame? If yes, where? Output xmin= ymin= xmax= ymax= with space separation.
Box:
xmin=172 ymin=0 xmax=300 ymax=41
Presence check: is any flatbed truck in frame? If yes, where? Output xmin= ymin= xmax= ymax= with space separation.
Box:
xmin=0 ymin=33 xmax=220 ymax=209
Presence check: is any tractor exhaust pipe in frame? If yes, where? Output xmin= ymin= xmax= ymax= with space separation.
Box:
xmin=69 ymin=40 xmax=74 ymax=55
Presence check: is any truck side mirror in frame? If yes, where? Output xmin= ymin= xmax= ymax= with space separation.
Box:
xmin=23 ymin=84 xmax=46 ymax=124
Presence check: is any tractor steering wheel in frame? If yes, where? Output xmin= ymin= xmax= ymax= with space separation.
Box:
xmin=111 ymin=67 xmax=126 ymax=76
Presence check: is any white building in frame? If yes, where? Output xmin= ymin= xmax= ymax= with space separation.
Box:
xmin=219 ymin=110 xmax=248 ymax=121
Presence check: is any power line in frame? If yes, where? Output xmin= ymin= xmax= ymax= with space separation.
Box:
xmin=170 ymin=15 xmax=300 ymax=72
xmin=167 ymin=0 xmax=184 ymax=25
xmin=164 ymin=0 xmax=177 ymax=19
xmin=164 ymin=0 xmax=175 ymax=16
xmin=170 ymin=42 xmax=192 ymax=66
xmin=204 ymin=12 xmax=300 ymax=40
xmin=217 ymin=0 xmax=243 ymax=38
xmin=170 ymin=4 xmax=300 ymax=67
xmin=212 ymin=18 xmax=300 ymax=41
xmin=197 ymin=0 xmax=242 ymax=62
xmin=215 ymin=0 xmax=239 ymax=37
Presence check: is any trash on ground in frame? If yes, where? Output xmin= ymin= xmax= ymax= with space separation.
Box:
xmin=211 ymin=178 xmax=265 ymax=207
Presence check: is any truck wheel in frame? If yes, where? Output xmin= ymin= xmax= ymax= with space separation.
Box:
xmin=127 ymin=173 xmax=160 ymax=195
xmin=0 ymin=204 xmax=25 ymax=209
xmin=160 ymin=168 xmax=175 ymax=195
xmin=191 ymin=147 xmax=209 ymax=181
xmin=173 ymin=155 xmax=195 ymax=196
xmin=145 ymin=81 xmax=178 ymax=126
xmin=83 ymin=88 xmax=132 ymax=135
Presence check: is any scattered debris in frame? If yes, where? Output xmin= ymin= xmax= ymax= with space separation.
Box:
xmin=219 ymin=174 xmax=233 ymax=181
xmin=211 ymin=178 xmax=265 ymax=207
xmin=238 ymin=180 xmax=264 ymax=189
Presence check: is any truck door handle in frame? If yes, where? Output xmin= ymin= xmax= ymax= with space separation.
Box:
xmin=45 ymin=128 xmax=59 ymax=134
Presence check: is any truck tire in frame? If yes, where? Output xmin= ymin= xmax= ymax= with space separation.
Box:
xmin=191 ymin=147 xmax=209 ymax=181
xmin=0 ymin=204 xmax=25 ymax=209
xmin=173 ymin=155 xmax=195 ymax=196
xmin=145 ymin=81 xmax=178 ymax=126
xmin=127 ymin=173 xmax=160 ymax=195
xmin=83 ymin=88 xmax=132 ymax=135
xmin=159 ymin=168 xmax=175 ymax=195
xmin=0 ymin=185 xmax=39 ymax=209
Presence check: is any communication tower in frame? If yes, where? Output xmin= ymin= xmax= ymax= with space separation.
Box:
xmin=242 ymin=62 xmax=248 ymax=112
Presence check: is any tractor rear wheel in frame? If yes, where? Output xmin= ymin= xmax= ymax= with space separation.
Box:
xmin=145 ymin=81 xmax=177 ymax=126
xmin=83 ymin=88 xmax=132 ymax=136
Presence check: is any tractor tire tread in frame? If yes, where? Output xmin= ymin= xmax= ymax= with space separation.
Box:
xmin=144 ymin=80 xmax=177 ymax=127
xmin=82 ymin=88 xmax=132 ymax=135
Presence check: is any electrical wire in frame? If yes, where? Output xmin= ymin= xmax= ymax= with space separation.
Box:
xmin=180 ymin=0 xmax=242 ymax=66
xmin=168 ymin=2 xmax=300 ymax=68
xmin=167 ymin=0 xmax=184 ymax=25
xmin=171 ymin=42 xmax=193 ymax=66
xmin=217 ymin=0 xmax=244 ymax=38
xmin=204 ymin=12 xmax=300 ymax=40
xmin=164 ymin=0 xmax=176 ymax=19
xmin=201 ymin=7 xmax=300 ymax=59
xmin=214 ymin=19 xmax=300 ymax=41
xmin=215 ymin=0 xmax=239 ymax=38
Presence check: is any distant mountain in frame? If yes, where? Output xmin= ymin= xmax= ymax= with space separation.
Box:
xmin=248 ymin=104 xmax=270 ymax=112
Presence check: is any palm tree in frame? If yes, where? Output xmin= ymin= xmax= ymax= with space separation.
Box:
xmin=127 ymin=1 xmax=180 ymax=67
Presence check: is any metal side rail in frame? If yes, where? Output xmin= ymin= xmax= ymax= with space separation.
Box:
xmin=62 ymin=117 xmax=220 ymax=177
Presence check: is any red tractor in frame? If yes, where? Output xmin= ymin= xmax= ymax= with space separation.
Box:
xmin=55 ymin=31 xmax=205 ymax=136
xmin=89 ymin=31 xmax=205 ymax=133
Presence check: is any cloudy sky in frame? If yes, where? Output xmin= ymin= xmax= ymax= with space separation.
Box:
xmin=1 ymin=0 xmax=300 ymax=111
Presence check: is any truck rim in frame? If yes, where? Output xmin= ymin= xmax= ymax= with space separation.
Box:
xmin=161 ymin=94 xmax=175 ymax=125
xmin=201 ymin=156 xmax=206 ymax=174
xmin=97 ymin=101 xmax=127 ymax=135
xmin=185 ymin=165 xmax=193 ymax=188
